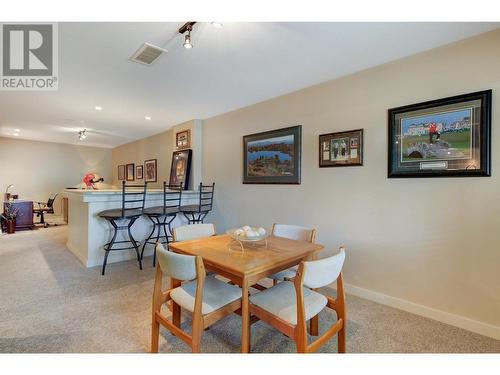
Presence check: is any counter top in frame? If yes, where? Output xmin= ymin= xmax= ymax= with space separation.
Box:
xmin=64 ymin=188 xmax=197 ymax=194
xmin=63 ymin=188 xmax=198 ymax=203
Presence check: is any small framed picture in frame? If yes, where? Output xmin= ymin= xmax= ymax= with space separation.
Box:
xmin=118 ymin=165 xmax=125 ymax=180
xmin=319 ymin=129 xmax=364 ymax=167
xmin=126 ymin=163 xmax=135 ymax=181
xmin=176 ymin=129 xmax=190 ymax=149
xmin=136 ymin=165 xmax=143 ymax=180
xmin=144 ymin=159 xmax=157 ymax=182
xmin=388 ymin=90 xmax=491 ymax=177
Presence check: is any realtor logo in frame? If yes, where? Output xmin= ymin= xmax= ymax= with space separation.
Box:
xmin=1 ymin=23 xmax=58 ymax=90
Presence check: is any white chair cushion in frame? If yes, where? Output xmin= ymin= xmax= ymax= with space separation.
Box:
xmin=268 ymin=265 xmax=298 ymax=281
xmin=170 ymin=275 xmax=241 ymax=315
xmin=250 ymin=281 xmax=327 ymax=325
xmin=174 ymin=223 xmax=215 ymax=242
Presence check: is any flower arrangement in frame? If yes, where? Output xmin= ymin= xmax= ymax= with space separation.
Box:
xmin=1 ymin=202 xmax=20 ymax=221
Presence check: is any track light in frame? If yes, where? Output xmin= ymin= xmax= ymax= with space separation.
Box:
xmin=179 ymin=22 xmax=196 ymax=50
xmin=183 ymin=29 xmax=193 ymax=49
xmin=78 ymin=129 xmax=87 ymax=140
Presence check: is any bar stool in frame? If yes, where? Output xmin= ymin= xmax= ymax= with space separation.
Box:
xmin=98 ymin=181 xmax=148 ymax=275
xmin=141 ymin=182 xmax=182 ymax=267
xmin=180 ymin=182 xmax=215 ymax=224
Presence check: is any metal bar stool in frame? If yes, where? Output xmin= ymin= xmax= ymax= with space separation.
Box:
xmin=98 ymin=181 xmax=148 ymax=275
xmin=141 ymin=182 xmax=182 ymax=267
xmin=180 ymin=182 xmax=215 ymax=224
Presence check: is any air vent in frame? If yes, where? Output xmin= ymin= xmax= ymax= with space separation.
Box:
xmin=130 ymin=43 xmax=167 ymax=65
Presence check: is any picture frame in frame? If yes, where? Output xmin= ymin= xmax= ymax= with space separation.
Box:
xmin=126 ymin=163 xmax=135 ymax=181
xmin=117 ymin=165 xmax=125 ymax=180
xmin=319 ymin=129 xmax=364 ymax=167
xmin=136 ymin=165 xmax=143 ymax=180
xmin=388 ymin=90 xmax=491 ymax=178
xmin=176 ymin=129 xmax=191 ymax=149
xmin=144 ymin=159 xmax=157 ymax=182
xmin=243 ymin=125 xmax=301 ymax=184
xmin=169 ymin=149 xmax=192 ymax=190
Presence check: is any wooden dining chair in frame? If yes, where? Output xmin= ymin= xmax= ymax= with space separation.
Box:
xmin=249 ymin=247 xmax=346 ymax=353
xmin=173 ymin=223 xmax=216 ymax=242
xmin=151 ymin=242 xmax=242 ymax=353
xmin=268 ymin=224 xmax=317 ymax=283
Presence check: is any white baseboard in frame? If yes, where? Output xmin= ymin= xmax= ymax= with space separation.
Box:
xmin=342 ymin=283 xmax=500 ymax=341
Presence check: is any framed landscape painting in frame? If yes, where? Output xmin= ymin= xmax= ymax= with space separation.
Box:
xmin=243 ymin=125 xmax=301 ymax=184
xmin=388 ymin=90 xmax=491 ymax=178
xmin=169 ymin=149 xmax=192 ymax=190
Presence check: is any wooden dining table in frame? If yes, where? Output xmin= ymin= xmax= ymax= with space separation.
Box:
xmin=168 ymin=234 xmax=324 ymax=353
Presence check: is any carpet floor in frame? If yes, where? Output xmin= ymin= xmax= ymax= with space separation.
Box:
xmin=0 ymin=226 xmax=499 ymax=353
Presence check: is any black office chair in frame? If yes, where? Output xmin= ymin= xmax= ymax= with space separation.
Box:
xmin=140 ymin=182 xmax=182 ymax=267
xmin=33 ymin=194 xmax=58 ymax=228
xmin=180 ymin=182 xmax=215 ymax=224
xmin=98 ymin=181 xmax=148 ymax=275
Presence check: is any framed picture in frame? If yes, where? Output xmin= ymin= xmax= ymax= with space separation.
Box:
xmin=136 ymin=165 xmax=143 ymax=180
xmin=319 ymin=129 xmax=363 ymax=167
xmin=388 ymin=90 xmax=491 ymax=178
xmin=144 ymin=159 xmax=157 ymax=182
xmin=176 ymin=129 xmax=190 ymax=149
xmin=169 ymin=149 xmax=192 ymax=190
xmin=117 ymin=165 xmax=125 ymax=180
xmin=243 ymin=125 xmax=301 ymax=184
xmin=126 ymin=163 xmax=135 ymax=181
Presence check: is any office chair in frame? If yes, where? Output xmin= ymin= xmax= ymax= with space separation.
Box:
xmin=33 ymin=193 xmax=58 ymax=228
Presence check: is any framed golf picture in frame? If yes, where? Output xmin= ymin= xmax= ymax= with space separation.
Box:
xmin=388 ymin=90 xmax=491 ymax=178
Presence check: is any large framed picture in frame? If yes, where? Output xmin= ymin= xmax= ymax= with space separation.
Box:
xmin=144 ymin=159 xmax=157 ymax=182
xmin=319 ymin=129 xmax=363 ymax=167
xmin=117 ymin=165 xmax=125 ymax=180
xmin=388 ymin=90 xmax=491 ymax=178
xmin=243 ymin=125 xmax=301 ymax=184
xmin=126 ymin=163 xmax=135 ymax=181
xmin=169 ymin=149 xmax=192 ymax=190
xmin=176 ymin=129 xmax=190 ymax=149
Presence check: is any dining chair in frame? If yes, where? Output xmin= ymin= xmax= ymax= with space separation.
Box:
xmin=268 ymin=223 xmax=317 ymax=283
xmin=172 ymin=223 xmax=216 ymax=242
xmin=151 ymin=242 xmax=242 ymax=353
xmin=249 ymin=247 xmax=346 ymax=353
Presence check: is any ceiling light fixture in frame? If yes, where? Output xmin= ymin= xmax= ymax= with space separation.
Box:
xmin=78 ymin=129 xmax=87 ymax=140
xmin=13 ymin=133 xmax=19 ymax=136
xmin=179 ymin=22 xmax=196 ymax=50
xmin=211 ymin=22 xmax=223 ymax=28
xmin=145 ymin=116 xmax=151 ymax=120
xmin=94 ymin=106 xmax=102 ymax=111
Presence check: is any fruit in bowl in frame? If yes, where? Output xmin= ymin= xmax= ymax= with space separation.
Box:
xmin=232 ymin=225 xmax=266 ymax=240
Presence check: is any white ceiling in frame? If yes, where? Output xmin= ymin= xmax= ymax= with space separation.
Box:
xmin=0 ymin=22 xmax=498 ymax=148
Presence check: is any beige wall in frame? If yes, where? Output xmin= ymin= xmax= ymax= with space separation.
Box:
xmin=112 ymin=119 xmax=202 ymax=190
xmin=202 ymin=29 xmax=500 ymax=332
xmin=0 ymin=137 xmax=112 ymax=213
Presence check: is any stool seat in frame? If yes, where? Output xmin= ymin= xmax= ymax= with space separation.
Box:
xmin=98 ymin=208 xmax=143 ymax=219
xmin=143 ymin=206 xmax=179 ymax=216
xmin=180 ymin=204 xmax=210 ymax=213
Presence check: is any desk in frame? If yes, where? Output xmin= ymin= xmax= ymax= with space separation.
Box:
xmin=169 ymin=234 xmax=324 ymax=353
xmin=2 ymin=200 xmax=33 ymax=231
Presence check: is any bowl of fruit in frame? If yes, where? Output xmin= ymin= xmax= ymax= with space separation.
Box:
xmin=226 ymin=225 xmax=269 ymax=243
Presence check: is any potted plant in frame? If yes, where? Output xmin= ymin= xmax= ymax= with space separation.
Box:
xmin=1 ymin=202 xmax=20 ymax=234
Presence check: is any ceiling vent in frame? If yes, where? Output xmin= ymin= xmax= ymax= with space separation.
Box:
xmin=130 ymin=43 xmax=167 ymax=65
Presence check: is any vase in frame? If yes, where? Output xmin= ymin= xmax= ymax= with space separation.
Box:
xmin=6 ymin=219 xmax=16 ymax=234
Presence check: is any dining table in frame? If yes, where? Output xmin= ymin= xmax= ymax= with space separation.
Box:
xmin=168 ymin=233 xmax=324 ymax=353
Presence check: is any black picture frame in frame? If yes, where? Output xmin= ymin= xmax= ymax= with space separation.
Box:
xmin=388 ymin=90 xmax=491 ymax=178
xmin=136 ymin=165 xmax=143 ymax=180
xmin=126 ymin=163 xmax=135 ymax=181
xmin=144 ymin=159 xmax=157 ymax=183
xmin=169 ymin=149 xmax=192 ymax=190
xmin=319 ymin=129 xmax=364 ymax=167
xmin=243 ymin=125 xmax=302 ymax=184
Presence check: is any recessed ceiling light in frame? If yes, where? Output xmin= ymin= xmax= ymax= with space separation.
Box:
xmin=13 ymin=133 xmax=19 ymax=136
xmin=94 ymin=106 xmax=102 ymax=111
xmin=145 ymin=116 xmax=151 ymax=120
xmin=211 ymin=22 xmax=223 ymax=28
xmin=14 ymin=128 xmax=20 ymax=132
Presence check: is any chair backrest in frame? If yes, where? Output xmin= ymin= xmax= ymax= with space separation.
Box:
xmin=121 ymin=181 xmax=148 ymax=216
xmin=197 ymin=182 xmax=215 ymax=213
xmin=301 ymin=248 xmax=345 ymax=289
xmin=163 ymin=182 xmax=182 ymax=214
xmin=155 ymin=242 xmax=198 ymax=281
xmin=272 ymin=224 xmax=316 ymax=243
xmin=173 ymin=223 xmax=216 ymax=242
xmin=47 ymin=193 xmax=58 ymax=212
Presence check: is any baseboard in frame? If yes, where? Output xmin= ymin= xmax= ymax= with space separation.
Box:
xmin=342 ymin=283 xmax=500 ymax=341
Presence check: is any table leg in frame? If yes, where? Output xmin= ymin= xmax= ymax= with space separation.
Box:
xmin=241 ymin=281 xmax=250 ymax=353
xmin=171 ymin=278 xmax=181 ymax=328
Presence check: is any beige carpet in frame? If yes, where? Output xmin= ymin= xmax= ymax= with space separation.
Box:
xmin=0 ymin=226 xmax=499 ymax=353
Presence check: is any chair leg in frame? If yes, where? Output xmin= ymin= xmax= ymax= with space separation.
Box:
xmin=101 ymin=250 xmax=110 ymax=276
xmin=151 ymin=315 xmax=160 ymax=353
xmin=127 ymin=218 xmax=142 ymax=270
xmin=141 ymin=215 xmax=156 ymax=261
xmin=101 ymin=218 xmax=117 ymax=276
xmin=338 ymin=323 xmax=346 ymax=353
